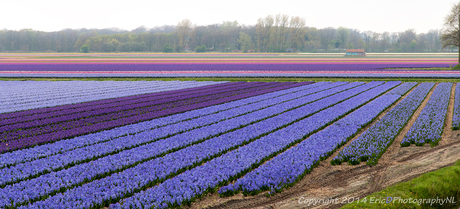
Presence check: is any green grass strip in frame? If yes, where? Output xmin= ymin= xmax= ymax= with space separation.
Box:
xmin=342 ymin=160 xmax=460 ymax=209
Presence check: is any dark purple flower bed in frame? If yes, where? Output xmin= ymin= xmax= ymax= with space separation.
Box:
xmin=0 ymin=63 xmax=451 ymax=72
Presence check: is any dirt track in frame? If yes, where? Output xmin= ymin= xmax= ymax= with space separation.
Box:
xmin=188 ymin=83 xmax=460 ymax=209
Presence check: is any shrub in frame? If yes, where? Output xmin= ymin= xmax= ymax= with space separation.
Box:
xmin=80 ymin=45 xmax=90 ymax=53
xmin=195 ymin=45 xmax=207 ymax=53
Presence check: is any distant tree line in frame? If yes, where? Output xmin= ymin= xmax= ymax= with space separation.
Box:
xmin=0 ymin=15 xmax=452 ymax=53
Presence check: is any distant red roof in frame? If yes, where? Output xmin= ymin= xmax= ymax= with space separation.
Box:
xmin=346 ymin=49 xmax=365 ymax=53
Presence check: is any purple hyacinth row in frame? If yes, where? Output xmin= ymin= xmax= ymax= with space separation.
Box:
xmin=219 ymin=82 xmax=418 ymax=196
xmin=0 ymin=82 xmax=327 ymax=169
xmin=0 ymin=81 xmax=240 ymax=126
xmin=3 ymin=82 xmax=359 ymax=208
xmin=18 ymin=82 xmax=381 ymax=209
xmin=0 ymin=81 xmax=329 ymax=188
xmin=5 ymin=72 xmax=460 ymax=78
xmin=0 ymin=63 xmax=450 ymax=72
xmin=0 ymin=82 xmax=259 ymax=134
xmin=401 ymin=83 xmax=452 ymax=146
xmin=453 ymin=83 xmax=460 ymax=130
xmin=332 ymin=82 xmax=435 ymax=166
xmin=0 ymin=81 xmax=224 ymax=113
xmin=0 ymin=82 xmax=304 ymax=153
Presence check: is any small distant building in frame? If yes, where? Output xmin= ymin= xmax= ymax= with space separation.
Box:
xmin=345 ymin=49 xmax=366 ymax=57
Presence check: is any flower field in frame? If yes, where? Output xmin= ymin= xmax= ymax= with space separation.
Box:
xmin=1 ymin=79 xmax=458 ymax=208
xmin=0 ymin=53 xmax=459 ymax=77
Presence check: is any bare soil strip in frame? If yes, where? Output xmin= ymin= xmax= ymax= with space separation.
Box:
xmin=440 ymin=83 xmax=456 ymax=145
xmin=188 ymin=83 xmax=460 ymax=209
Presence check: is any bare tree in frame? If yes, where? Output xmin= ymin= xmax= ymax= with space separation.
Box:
xmin=426 ymin=30 xmax=439 ymax=52
xmin=320 ymin=27 xmax=336 ymax=51
xmin=372 ymin=32 xmax=380 ymax=52
xmin=349 ymin=29 xmax=360 ymax=49
xmin=362 ymin=31 xmax=373 ymax=51
xmin=441 ymin=2 xmax=460 ymax=63
xmin=381 ymin=32 xmax=390 ymax=52
xmin=390 ymin=32 xmax=399 ymax=50
xmin=336 ymin=27 xmax=349 ymax=49
xmin=177 ymin=19 xmax=192 ymax=49
xmin=289 ymin=16 xmax=306 ymax=51
xmin=264 ymin=15 xmax=274 ymax=52
xmin=280 ymin=14 xmax=290 ymax=51
xmin=255 ymin=18 xmax=265 ymax=52
xmin=274 ymin=14 xmax=281 ymax=51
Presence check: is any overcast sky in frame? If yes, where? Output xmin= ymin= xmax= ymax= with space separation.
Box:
xmin=2 ymin=0 xmax=457 ymax=33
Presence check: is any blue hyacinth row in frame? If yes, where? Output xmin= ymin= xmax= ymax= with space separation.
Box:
xmin=452 ymin=83 xmax=460 ymax=130
xmin=1 ymin=81 xmax=205 ymax=107
xmin=219 ymin=82 xmax=417 ymax=196
xmin=18 ymin=82 xmax=381 ymax=209
xmin=332 ymin=82 xmax=435 ymax=166
xmin=401 ymin=83 xmax=452 ymax=146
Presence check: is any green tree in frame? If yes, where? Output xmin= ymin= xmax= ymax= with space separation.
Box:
xmin=410 ymin=39 xmax=417 ymax=52
xmin=195 ymin=45 xmax=207 ymax=52
xmin=441 ymin=2 xmax=460 ymax=63
xmin=237 ymin=32 xmax=253 ymax=52
xmin=177 ymin=19 xmax=192 ymax=48
xmin=80 ymin=44 xmax=90 ymax=53
xmin=163 ymin=43 xmax=173 ymax=53
xmin=336 ymin=27 xmax=349 ymax=49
